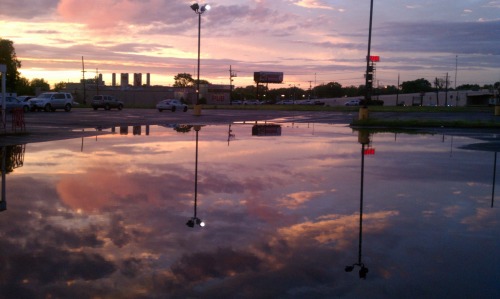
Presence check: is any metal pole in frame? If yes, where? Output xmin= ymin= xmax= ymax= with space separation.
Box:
xmin=396 ymin=73 xmax=400 ymax=106
xmin=194 ymin=129 xmax=199 ymax=218
xmin=359 ymin=143 xmax=365 ymax=264
xmin=455 ymin=55 xmax=458 ymax=106
xmin=364 ymin=0 xmax=374 ymax=103
xmin=196 ymin=13 xmax=201 ymax=105
xmin=492 ymin=152 xmax=497 ymax=208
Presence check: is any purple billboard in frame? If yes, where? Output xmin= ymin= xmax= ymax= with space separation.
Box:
xmin=254 ymin=72 xmax=284 ymax=83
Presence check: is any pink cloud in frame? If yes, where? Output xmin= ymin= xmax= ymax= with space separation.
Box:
xmin=58 ymin=0 xmax=148 ymax=29
xmin=56 ymin=0 xmax=186 ymax=30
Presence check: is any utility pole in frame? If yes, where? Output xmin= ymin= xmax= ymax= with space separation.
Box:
xmin=96 ymin=67 xmax=99 ymax=96
xmin=455 ymin=55 xmax=458 ymax=106
xmin=81 ymin=56 xmax=86 ymax=104
xmin=229 ymin=65 xmax=237 ymax=104
xmin=396 ymin=73 xmax=400 ymax=106
xmin=445 ymin=72 xmax=449 ymax=107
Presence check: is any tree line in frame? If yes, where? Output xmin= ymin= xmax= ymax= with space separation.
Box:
xmin=2 ymin=38 xmax=499 ymax=100
xmin=233 ymin=78 xmax=500 ymax=102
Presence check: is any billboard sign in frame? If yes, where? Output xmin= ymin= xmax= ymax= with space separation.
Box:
xmin=369 ymin=55 xmax=380 ymax=62
xmin=254 ymin=72 xmax=284 ymax=83
xmin=252 ymin=124 xmax=282 ymax=136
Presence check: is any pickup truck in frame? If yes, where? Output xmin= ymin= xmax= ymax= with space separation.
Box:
xmin=91 ymin=95 xmax=124 ymax=110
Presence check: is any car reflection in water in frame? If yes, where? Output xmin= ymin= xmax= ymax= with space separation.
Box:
xmin=0 ymin=124 xmax=499 ymax=298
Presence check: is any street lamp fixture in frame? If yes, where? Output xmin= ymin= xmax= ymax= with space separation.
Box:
xmin=186 ymin=216 xmax=205 ymax=228
xmin=191 ymin=3 xmax=210 ymax=13
xmin=190 ymin=3 xmax=210 ymax=115
xmin=345 ymin=263 xmax=369 ymax=279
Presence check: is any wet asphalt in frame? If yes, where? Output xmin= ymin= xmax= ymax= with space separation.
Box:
xmin=0 ymin=108 xmax=498 ymax=146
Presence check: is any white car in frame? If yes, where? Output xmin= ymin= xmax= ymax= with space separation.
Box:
xmin=243 ymin=100 xmax=262 ymax=105
xmin=156 ymin=99 xmax=188 ymax=112
xmin=344 ymin=99 xmax=361 ymax=106
xmin=0 ymin=96 xmax=30 ymax=112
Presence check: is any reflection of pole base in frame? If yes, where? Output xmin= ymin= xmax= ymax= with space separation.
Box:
xmin=358 ymin=107 xmax=369 ymax=120
xmin=358 ymin=130 xmax=370 ymax=145
xmin=495 ymin=105 xmax=500 ymax=116
xmin=193 ymin=104 xmax=202 ymax=116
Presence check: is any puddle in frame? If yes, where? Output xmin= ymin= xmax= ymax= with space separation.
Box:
xmin=0 ymin=123 xmax=499 ymax=298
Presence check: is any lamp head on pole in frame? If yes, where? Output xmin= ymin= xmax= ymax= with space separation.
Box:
xmin=201 ymin=4 xmax=210 ymax=12
xmin=190 ymin=3 xmax=210 ymax=14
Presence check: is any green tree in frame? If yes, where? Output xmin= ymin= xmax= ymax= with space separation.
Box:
xmin=53 ymin=81 xmax=66 ymax=91
xmin=173 ymin=73 xmax=195 ymax=87
xmin=313 ymin=82 xmax=343 ymax=98
xmin=342 ymin=85 xmax=363 ymax=97
xmin=30 ymin=78 xmax=50 ymax=93
xmin=194 ymin=79 xmax=210 ymax=85
xmin=15 ymin=76 xmax=32 ymax=95
xmin=457 ymin=84 xmax=480 ymax=91
xmin=401 ymin=78 xmax=432 ymax=93
xmin=0 ymin=38 xmax=22 ymax=92
xmin=233 ymin=85 xmax=255 ymax=101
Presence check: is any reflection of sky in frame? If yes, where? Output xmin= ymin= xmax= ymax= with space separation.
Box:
xmin=1 ymin=124 xmax=499 ymax=298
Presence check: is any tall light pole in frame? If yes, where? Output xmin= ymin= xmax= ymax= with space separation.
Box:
xmin=365 ymin=0 xmax=374 ymax=102
xmin=190 ymin=3 xmax=210 ymax=116
xmin=360 ymin=0 xmax=374 ymax=120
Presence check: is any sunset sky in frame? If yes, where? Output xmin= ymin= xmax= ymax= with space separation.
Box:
xmin=1 ymin=0 xmax=499 ymax=89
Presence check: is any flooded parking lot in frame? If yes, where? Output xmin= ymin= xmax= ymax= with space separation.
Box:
xmin=0 ymin=122 xmax=499 ymax=298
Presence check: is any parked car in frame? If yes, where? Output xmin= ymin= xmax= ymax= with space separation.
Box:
xmin=17 ymin=95 xmax=35 ymax=103
xmin=231 ymin=100 xmax=243 ymax=105
xmin=243 ymin=100 xmax=262 ymax=105
xmin=298 ymin=100 xmax=314 ymax=105
xmin=344 ymin=99 xmax=361 ymax=106
xmin=156 ymin=99 xmax=188 ymax=112
xmin=0 ymin=96 xmax=30 ymax=112
xmin=29 ymin=92 xmax=74 ymax=112
xmin=276 ymin=100 xmax=294 ymax=105
xmin=91 ymin=95 xmax=124 ymax=110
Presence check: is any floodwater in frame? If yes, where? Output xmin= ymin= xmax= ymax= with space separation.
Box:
xmin=0 ymin=123 xmax=499 ymax=298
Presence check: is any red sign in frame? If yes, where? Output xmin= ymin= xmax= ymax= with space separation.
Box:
xmin=369 ymin=55 xmax=380 ymax=62
xmin=364 ymin=148 xmax=375 ymax=155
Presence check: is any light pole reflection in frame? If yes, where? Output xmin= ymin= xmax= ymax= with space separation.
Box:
xmin=492 ymin=152 xmax=497 ymax=208
xmin=187 ymin=125 xmax=205 ymax=228
xmin=345 ymin=130 xmax=371 ymax=279
xmin=460 ymin=142 xmax=499 ymax=208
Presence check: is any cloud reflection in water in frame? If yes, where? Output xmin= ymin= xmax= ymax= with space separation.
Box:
xmin=0 ymin=124 xmax=499 ymax=298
